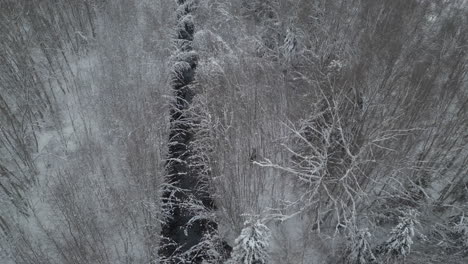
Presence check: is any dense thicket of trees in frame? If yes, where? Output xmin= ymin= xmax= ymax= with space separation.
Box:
xmin=1 ymin=1 xmax=172 ymax=263
xmin=1 ymin=0 xmax=467 ymax=263
xmin=193 ymin=0 xmax=468 ymax=263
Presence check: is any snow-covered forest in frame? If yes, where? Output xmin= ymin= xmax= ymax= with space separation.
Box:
xmin=1 ymin=0 xmax=467 ymax=263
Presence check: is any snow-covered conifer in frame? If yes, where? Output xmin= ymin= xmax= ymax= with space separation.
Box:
xmin=227 ymin=220 xmax=271 ymax=264
xmin=346 ymin=227 xmax=377 ymax=264
xmin=378 ymin=210 xmax=420 ymax=261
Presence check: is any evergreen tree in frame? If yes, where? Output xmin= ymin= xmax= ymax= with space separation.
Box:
xmin=227 ymin=220 xmax=271 ymax=264
xmin=378 ymin=210 xmax=420 ymax=262
xmin=346 ymin=227 xmax=377 ymax=264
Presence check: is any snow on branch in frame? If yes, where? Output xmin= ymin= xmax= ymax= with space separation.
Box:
xmin=227 ymin=219 xmax=271 ymax=264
